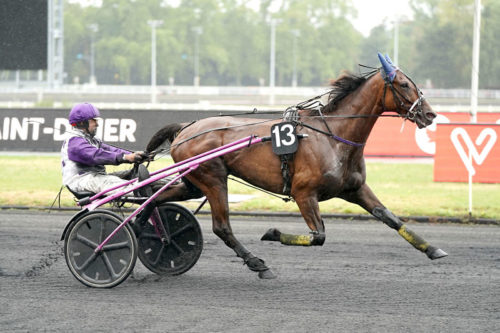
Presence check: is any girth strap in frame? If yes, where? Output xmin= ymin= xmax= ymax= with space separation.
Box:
xmin=280 ymin=153 xmax=293 ymax=196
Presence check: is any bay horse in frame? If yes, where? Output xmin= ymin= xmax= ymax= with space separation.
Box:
xmin=146 ymin=53 xmax=448 ymax=279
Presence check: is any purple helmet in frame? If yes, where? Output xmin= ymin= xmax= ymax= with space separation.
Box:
xmin=68 ymin=103 xmax=100 ymax=125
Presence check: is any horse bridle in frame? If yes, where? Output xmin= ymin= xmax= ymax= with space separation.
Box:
xmin=381 ymin=69 xmax=426 ymax=122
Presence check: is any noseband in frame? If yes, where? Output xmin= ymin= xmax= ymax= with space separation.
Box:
xmin=381 ymin=69 xmax=425 ymax=121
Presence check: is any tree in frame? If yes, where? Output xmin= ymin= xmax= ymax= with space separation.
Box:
xmin=410 ymin=0 xmax=474 ymax=88
xmin=480 ymin=0 xmax=500 ymax=88
xmin=61 ymin=0 xmax=500 ymax=89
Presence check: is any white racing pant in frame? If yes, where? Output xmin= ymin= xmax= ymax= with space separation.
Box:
xmin=66 ymin=172 xmax=135 ymax=196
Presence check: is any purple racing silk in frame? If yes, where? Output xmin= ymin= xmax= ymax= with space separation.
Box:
xmin=61 ymin=129 xmax=130 ymax=186
xmin=67 ymin=136 xmax=129 ymax=166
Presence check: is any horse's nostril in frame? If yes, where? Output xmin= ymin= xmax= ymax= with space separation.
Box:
xmin=426 ymin=111 xmax=437 ymax=120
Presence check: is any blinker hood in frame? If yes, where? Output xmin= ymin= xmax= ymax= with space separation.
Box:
xmin=377 ymin=52 xmax=397 ymax=82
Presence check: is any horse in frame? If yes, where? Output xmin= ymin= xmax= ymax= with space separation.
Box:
xmin=146 ymin=53 xmax=448 ymax=279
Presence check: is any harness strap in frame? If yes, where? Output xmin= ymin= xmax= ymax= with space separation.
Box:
xmin=317 ymin=107 xmax=337 ymax=142
xmin=280 ymin=154 xmax=293 ymax=196
xmin=299 ymin=122 xmax=365 ymax=147
xmin=228 ymin=176 xmax=293 ymax=202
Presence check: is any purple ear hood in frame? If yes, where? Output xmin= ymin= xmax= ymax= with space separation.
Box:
xmin=384 ymin=53 xmax=396 ymax=67
xmin=377 ymin=52 xmax=397 ymax=82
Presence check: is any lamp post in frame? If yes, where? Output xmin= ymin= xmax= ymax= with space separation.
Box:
xmin=192 ymin=26 xmax=203 ymax=86
xmin=88 ymin=23 xmax=98 ymax=85
xmin=392 ymin=16 xmax=410 ymax=67
xmin=291 ymin=29 xmax=300 ymax=87
xmin=269 ymin=18 xmax=278 ymax=105
xmin=148 ymin=19 xmax=163 ymax=104
xmin=393 ymin=19 xmax=399 ymax=67
xmin=470 ymin=0 xmax=481 ymax=124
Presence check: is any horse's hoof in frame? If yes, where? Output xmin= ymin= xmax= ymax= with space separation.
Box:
xmin=261 ymin=228 xmax=281 ymax=242
xmin=245 ymin=257 xmax=268 ymax=272
xmin=426 ymin=247 xmax=448 ymax=260
xmin=258 ymin=269 xmax=277 ymax=279
xmin=311 ymin=232 xmax=326 ymax=246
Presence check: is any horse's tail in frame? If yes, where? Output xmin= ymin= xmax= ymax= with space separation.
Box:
xmin=146 ymin=123 xmax=185 ymax=153
xmin=146 ymin=122 xmax=204 ymax=198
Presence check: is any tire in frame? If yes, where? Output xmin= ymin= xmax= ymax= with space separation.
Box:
xmin=137 ymin=203 xmax=203 ymax=275
xmin=64 ymin=210 xmax=138 ymax=288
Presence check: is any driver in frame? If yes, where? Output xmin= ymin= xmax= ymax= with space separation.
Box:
xmin=61 ymin=102 xmax=147 ymax=196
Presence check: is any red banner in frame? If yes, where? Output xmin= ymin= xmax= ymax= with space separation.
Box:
xmin=365 ymin=112 xmax=500 ymax=157
xmin=434 ymin=123 xmax=500 ymax=183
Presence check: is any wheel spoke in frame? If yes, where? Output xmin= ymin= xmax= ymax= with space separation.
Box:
xmin=102 ymin=241 xmax=130 ymax=251
xmin=170 ymin=240 xmax=185 ymax=255
xmin=101 ymin=252 xmax=119 ymax=279
xmin=151 ymin=243 xmax=166 ymax=266
xmin=161 ymin=211 xmax=173 ymax=234
xmin=75 ymin=234 xmax=98 ymax=249
xmin=139 ymin=232 xmax=162 ymax=240
xmin=170 ymin=223 xmax=193 ymax=238
xmin=75 ymin=252 xmax=98 ymax=271
xmin=98 ymin=216 xmax=106 ymax=243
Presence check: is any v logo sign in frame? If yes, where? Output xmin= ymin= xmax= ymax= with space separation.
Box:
xmin=450 ymin=128 xmax=497 ymax=176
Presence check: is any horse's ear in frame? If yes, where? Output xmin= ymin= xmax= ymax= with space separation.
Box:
xmin=377 ymin=52 xmax=397 ymax=82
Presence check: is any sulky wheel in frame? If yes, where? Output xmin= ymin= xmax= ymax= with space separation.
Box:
xmin=137 ymin=203 xmax=203 ymax=275
xmin=64 ymin=210 xmax=138 ymax=288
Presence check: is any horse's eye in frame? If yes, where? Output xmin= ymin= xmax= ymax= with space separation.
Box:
xmin=401 ymin=82 xmax=409 ymax=89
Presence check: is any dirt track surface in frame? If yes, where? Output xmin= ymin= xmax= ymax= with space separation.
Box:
xmin=0 ymin=210 xmax=499 ymax=332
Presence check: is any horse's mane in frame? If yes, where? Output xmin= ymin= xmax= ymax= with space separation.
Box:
xmin=310 ymin=68 xmax=379 ymax=115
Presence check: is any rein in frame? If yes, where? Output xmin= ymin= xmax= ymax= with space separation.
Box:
xmin=170 ymin=119 xmax=277 ymax=148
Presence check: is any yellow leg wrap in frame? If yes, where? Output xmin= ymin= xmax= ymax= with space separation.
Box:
xmin=279 ymin=233 xmax=314 ymax=246
xmin=398 ymin=225 xmax=429 ymax=252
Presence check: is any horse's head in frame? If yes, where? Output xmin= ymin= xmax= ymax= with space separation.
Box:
xmin=378 ymin=52 xmax=436 ymax=129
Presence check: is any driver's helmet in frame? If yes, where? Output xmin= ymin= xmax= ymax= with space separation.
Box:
xmin=68 ymin=103 xmax=100 ymax=126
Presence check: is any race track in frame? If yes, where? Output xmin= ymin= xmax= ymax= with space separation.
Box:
xmin=0 ymin=211 xmax=498 ymax=332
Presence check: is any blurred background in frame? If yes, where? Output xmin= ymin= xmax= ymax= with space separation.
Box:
xmin=1 ymin=0 xmax=499 ymax=109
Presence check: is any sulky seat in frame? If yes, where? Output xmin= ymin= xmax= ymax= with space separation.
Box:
xmin=66 ymin=186 xmax=95 ymax=200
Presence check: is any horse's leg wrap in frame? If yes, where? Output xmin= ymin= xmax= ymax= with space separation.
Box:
xmin=261 ymin=228 xmax=325 ymax=246
xmin=372 ymin=207 xmax=448 ymax=260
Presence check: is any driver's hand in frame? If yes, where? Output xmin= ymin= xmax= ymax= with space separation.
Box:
xmin=123 ymin=151 xmax=149 ymax=163
xmin=135 ymin=151 xmax=151 ymax=162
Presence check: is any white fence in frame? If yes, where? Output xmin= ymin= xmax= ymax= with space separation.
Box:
xmin=1 ymin=82 xmax=500 ymax=111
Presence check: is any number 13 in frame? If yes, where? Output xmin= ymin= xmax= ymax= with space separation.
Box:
xmin=272 ymin=123 xmax=296 ymax=147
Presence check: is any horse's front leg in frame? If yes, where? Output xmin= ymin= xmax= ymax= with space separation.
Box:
xmin=193 ymin=175 xmax=276 ymax=279
xmin=340 ymin=183 xmax=447 ymax=260
xmin=261 ymin=194 xmax=326 ymax=246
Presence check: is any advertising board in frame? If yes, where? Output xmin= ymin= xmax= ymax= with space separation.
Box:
xmin=364 ymin=112 xmax=500 ymax=157
xmin=434 ymin=123 xmax=500 ymax=183
xmin=0 ymin=109 xmax=224 ymax=152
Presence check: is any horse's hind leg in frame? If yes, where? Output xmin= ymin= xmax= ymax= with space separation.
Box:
xmin=190 ymin=173 xmax=277 ymax=279
xmin=341 ymin=184 xmax=447 ymax=260
xmin=261 ymin=195 xmax=326 ymax=246
xmin=154 ymin=178 xmax=204 ymax=203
